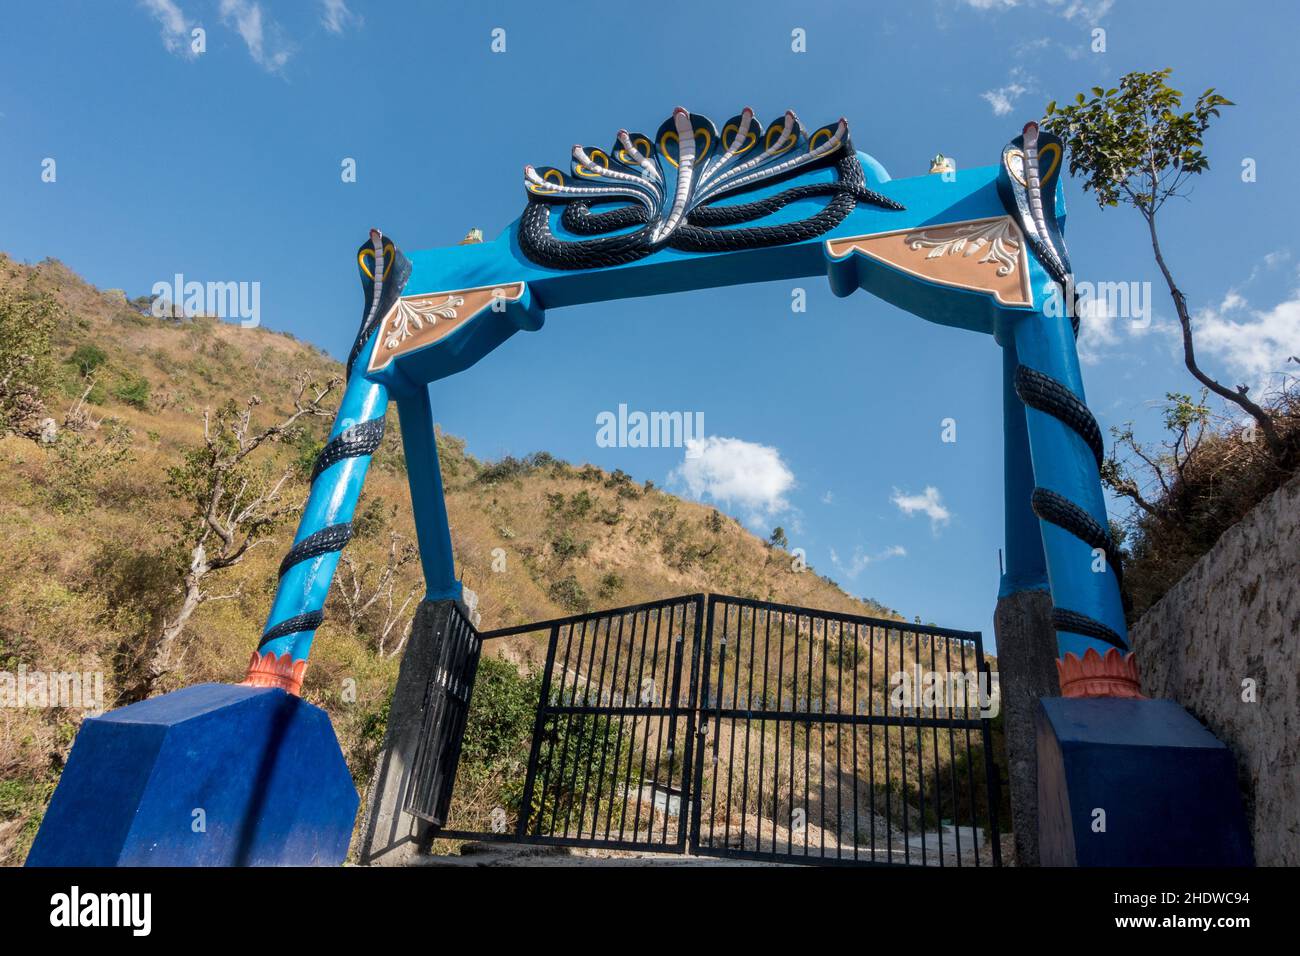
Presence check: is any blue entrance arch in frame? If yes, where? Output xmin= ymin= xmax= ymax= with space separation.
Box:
xmin=243 ymin=108 xmax=1135 ymax=698
xmin=34 ymin=108 xmax=1259 ymax=869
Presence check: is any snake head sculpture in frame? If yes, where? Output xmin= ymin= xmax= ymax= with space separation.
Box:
xmin=998 ymin=121 xmax=1072 ymax=286
xmin=520 ymin=106 xmax=903 ymax=270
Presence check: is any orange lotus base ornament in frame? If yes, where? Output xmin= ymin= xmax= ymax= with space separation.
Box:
xmin=1057 ymin=647 xmax=1144 ymax=699
xmin=239 ymin=650 xmax=308 ymax=696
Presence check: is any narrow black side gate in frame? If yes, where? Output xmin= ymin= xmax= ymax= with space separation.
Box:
xmin=404 ymin=602 xmax=483 ymax=826
xmin=420 ymin=593 xmax=1002 ymax=866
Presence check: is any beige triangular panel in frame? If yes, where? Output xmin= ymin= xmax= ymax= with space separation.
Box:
xmin=368 ymin=282 xmax=527 ymax=373
xmin=826 ymin=216 xmax=1032 ymax=307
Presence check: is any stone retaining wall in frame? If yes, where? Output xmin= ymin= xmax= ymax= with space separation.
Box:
xmin=1129 ymin=471 xmax=1299 ymax=866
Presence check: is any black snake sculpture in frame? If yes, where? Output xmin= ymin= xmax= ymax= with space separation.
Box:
xmin=999 ymin=122 xmax=1132 ymax=644
xmin=519 ymin=107 xmax=904 ymax=270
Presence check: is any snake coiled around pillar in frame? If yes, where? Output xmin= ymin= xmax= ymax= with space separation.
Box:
xmin=1015 ymin=363 xmax=1132 ymax=643
xmin=257 ymin=417 xmax=387 ymax=650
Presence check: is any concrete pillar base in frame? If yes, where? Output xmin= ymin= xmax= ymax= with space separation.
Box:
xmin=993 ymin=588 xmax=1059 ymax=867
xmin=1037 ymin=697 xmax=1253 ymax=865
xmin=27 ymin=684 xmax=357 ymax=866
xmin=357 ymin=598 xmax=460 ymax=866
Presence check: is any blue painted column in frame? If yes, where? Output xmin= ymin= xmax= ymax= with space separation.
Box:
xmin=242 ymin=230 xmax=412 ymax=693
xmin=1007 ymin=267 xmax=1128 ymax=663
xmin=998 ymin=334 xmax=1049 ymax=598
xmin=394 ymin=384 xmax=461 ymax=602
xmin=242 ymin=363 xmax=390 ymax=692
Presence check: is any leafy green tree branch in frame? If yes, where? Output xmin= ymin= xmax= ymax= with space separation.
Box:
xmin=1043 ymin=69 xmax=1284 ymax=457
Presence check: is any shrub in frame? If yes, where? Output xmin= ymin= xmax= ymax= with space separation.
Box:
xmin=475 ymin=455 xmax=531 ymax=485
xmin=443 ymin=656 xmax=541 ymax=829
xmin=0 ymin=284 xmax=58 ymax=433
xmin=113 ymin=373 xmax=151 ymax=409
xmin=568 ymin=490 xmax=593 ymax=518
xmin=68 ymin=344 xmax=107 ymax=377
xmin=351 ymin=496 xmax=389 ymax=539
xmin=44 ymin=423 xmax=135 ymax=514
xmin=474 ymin=451 xmax=564 ymax=485
xmin=292 ymin=427 xmax=325 ymax=479
xmin=597 ymin=571 xmax=623 ymax=600
xmin=550 ymin=530 xmax=588 ymax=563
xmin=436 ymin=432 xmax=468 ymax=479
xmin=548 ymin=574 xmax=590 ymax=612
xmin=459 ymin=657 xmax=541 ymax=774
xmin=454 ymin=657 xmax=627 ymax=835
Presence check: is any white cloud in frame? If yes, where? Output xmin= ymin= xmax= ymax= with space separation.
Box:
xmin=220 ymin=0 xmax=292 ymax=72
xmin=1076 ymin=293 xmax=1121 ymax=365
xmin=1072 ymin=280 xmax=1178 ymax=363
xmin=320 ymin=0 xmax=360 ymax=34
xmin=980 ymin=68 xmax=1032 ymax=117
xmin=1246 ymin=248 xmax=1294 ymax=285
xmin=670 ymin=436 xmax=794 ymax=525
xmin=1262 ymin=249 xmax=1290 ymax=271
xmin=959 ymin=0 xmax=1112 ymax=19
xmin=1194 ymin=288 xmax=1300 ymax=393
xmin=1046 ymin=0 xmax=1115 ymax=21
xmin=981 ymin=85 xmax=1027 ymax=117
xmin=139 ymin=0 xmax=194 ymax=55
xmin=891 ymin=486 xmax=951 ymax=530
xmin=1014 ymin=36 xmax=1052 ymax=54
xmin=830 ymin=544 xmax=907 ymax=580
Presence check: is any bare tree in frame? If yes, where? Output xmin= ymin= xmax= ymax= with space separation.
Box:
xmin=332 ymin=529 xmax=422 ymax=657
xmin=139 ymin=374 xmax=339 ymax=696
xmin=62 ymin=373 xmax=101 ymax=433
xmin=1101 ymin=390 xmax=1211 ymax=518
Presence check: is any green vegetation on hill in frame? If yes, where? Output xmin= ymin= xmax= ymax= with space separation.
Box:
xmin=0 ymin=253 xmax=906 ymax=864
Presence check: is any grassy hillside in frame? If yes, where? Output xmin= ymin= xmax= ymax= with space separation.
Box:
xmin=0 ymin=253 xmax=913 ymax=864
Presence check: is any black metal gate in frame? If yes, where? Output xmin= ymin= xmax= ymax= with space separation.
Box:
xmin=690 ymin=595 xmax=1002 ymax=866
xmin=435 ymin=594 xmax=704 ymax=852
xmin=418 ymin=593 xmax=1002 ymax=866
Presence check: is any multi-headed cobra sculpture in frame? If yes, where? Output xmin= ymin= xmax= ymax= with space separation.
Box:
xmin=519 ymin=107 xmax=901 ymax=268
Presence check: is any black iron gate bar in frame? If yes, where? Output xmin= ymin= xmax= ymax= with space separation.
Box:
xmin=434 ymin=595 xmax=705 ymax=853
xmin=690 ymin=595 xmax=1002 ymax=867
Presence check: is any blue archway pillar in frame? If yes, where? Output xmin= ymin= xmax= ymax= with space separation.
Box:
xmin=393 ymin=384 xmax=462 ymax=603
xmin=998 ymin=335 xmax=1049 ymax=598
xmin=996 ymin=280 xmax=1129 ymax=665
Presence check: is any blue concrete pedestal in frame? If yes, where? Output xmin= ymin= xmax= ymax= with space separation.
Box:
xmin=1036 ymin=697 xmax=1253 ymax=866
xmin=26 ymin=683 xmax=358 ymax=866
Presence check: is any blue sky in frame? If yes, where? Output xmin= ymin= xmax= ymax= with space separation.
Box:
xmin=2 ymin=0 xmax=1298 ymax=647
